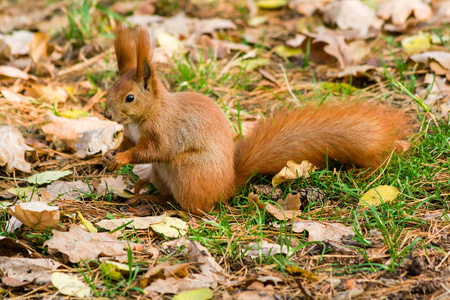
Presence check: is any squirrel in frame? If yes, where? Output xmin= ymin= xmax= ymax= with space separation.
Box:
xmin=102 ymin=24 xmax=411 ymax=214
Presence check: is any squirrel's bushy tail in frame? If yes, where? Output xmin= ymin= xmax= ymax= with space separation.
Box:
xmin=233 ymin=102 xmax=411 ymax=189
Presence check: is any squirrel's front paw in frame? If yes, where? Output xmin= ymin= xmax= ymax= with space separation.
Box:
xmin=106 ymin=153 xmax=130 ymax=171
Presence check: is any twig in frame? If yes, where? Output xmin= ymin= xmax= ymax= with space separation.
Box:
xmin=279 ymin=64 xmax=299 ymax=104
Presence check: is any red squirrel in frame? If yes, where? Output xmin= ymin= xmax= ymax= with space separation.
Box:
xmin=102 ymin=24 xmax=410 ymax=214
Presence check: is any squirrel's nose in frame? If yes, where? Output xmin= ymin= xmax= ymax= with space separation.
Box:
xmin=104 ymin=109 xmax=112 ymax=120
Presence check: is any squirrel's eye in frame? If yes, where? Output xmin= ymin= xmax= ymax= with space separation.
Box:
xmin=125 ymin=94 xmax=134 ymax=103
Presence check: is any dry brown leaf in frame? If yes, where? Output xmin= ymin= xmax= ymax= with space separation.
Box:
xmin=140 ymin=262 xmax=190 ymax=287
xmin=27 ymin=84 xmax=68 ymax=102
xmin=41 ymin=113 xmax=122 ymax=150
xmin=0 ymin=126 xmax=34 ymax=173
xmin=248 ymin=192 xmax=303 ymax=220
xmin=74 ymin=125 xmax=122 ymax=158
xmin=133 ymin=164 xmax=153 ymax=180
xmin=303 ymin=27 xmax=355 ymax=68
xmin=0 ymin=65 xmax=30 ymax=80
xmin=335 ymin=65 xmax=377 ymax=78
xmin=43 ymin=180 xmax=91 ymax=200
xmin=0 ymin=236 xmax=31 ymax=257
xmin=194 ymin=18 xmax=237 ymax=38
xmin=44 ymin=224 xmax=144 ymax=263
xmin=274 ymin=220 xmax=353 ymax=242
xmin=322 ymin=0 xmax=383 ymax=38
xmin=377 ymin=0 xmax=432 ymax=25
xmin=0 ymin=257 xmax=61 ymax=286
xmin=289 ymin=0 xmax=329 ymax=16
xmin=277 ymin=193 xmax=301 ymax=210
xmin=96 ymin=214 xmax=166 ymax=230
xmin=243 ymin=240 xmax=288 ymax=258
xmin=28 ymin=32 xmax=55 ymax=75
xmin=7 ymin=202 xmax=60 ymax=231
xmin=409 ymin=51 xmax=450 ymax=77
xmin=272 ymin=160 xmax=316 ymax=187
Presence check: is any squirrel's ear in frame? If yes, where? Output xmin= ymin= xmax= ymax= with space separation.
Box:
xmin=134 ymin=27 xmax=154 ymax=90
xmin=114 ymin=23 xmax=136 ymax=75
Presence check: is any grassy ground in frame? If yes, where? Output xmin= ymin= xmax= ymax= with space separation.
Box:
xmin=1 ymin=0 xmax=450 ymax=299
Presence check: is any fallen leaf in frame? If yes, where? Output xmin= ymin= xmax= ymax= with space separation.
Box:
xmin=272 ymin=160 xmax=316 ymax=187
xmin=26 ymin=170 xmax=72 ymax=185
xmin=28 ymin=32 xmax=55 ymax=75
xmin=0 ymin=126 xmax=34 ymax=173
xmin=42 ymin=113 xmax=123 ymax=150
xmin=247 ymin=16 xmax=268 ymax=27
xmin=77 ymin=211 xmax=97 ymax=233
xmin=248 ymin=192 xmax=303 ymax=220
xmin=243 ymin=240 xmax=288 ymax=258
xmin=274 ymin=220 xmax=354 ymax=242
xmin=96 ymin=214 xmax=166 ymax=230
xmin=51 ymin=272 xmax=93 ymax=298
xmin=289 ymin=0 xmax=329 ymax=16
xmin=240 ymin=58 xmax=270 ymax=72
xmin=74 ymin=125 xmax=122 ymax=158
xmin=0 ymin=257 xmax=61 ymax=286
xmin=418 ymin=75 xmax=450 ymax=106
xmin=285 ymin=265 xmax=318 ymax=281
xmin=96 ymin=175 xmax=133 ymax=198
xmin=141 ymin=262 xmax=190 ymax=287
xmin=256 ymin=0 xmax=287 ymax=9
xmin=303 ymin=27 xmax=355 ymax=68
xmin=7 ymin=201 xmax=60 ymax=231
xmin=100 ymin=261 xmax=125 ymax=281
xmin=377 ymin=0 xmax=432 ymax=25
xmin=133 ymin=164 xmax=153 ymax=180
xmin=274 ymin=45 xmax=302 ymax=58
xmin=60 ymin=109 xmax=90 ymax=119
xmin=173 ymin=288 xmax=213 ymax=300
xmin=402 ymin=32 xmax=431 ymax=53
xmin=44 ymin=224 xmax=144 ymax=263
xmin=43 ymin=180 xmax=90 ymax=200
xmin=322 ymin=0 xmax=383 ymax=38
xmin=277 ymin=193 xmax=301 ymax=210
xmin=335 ymin=65 xmax=377 ymax=78
xmin=0 ymin=30 xmax=34 ymax=55
xmin=409 ymin=51 xmax=450 ymax=77
xmin=194 ymin=18 xmax=237 ymax=38
xmin=359 ymin=185 xmax=400 ymax=207
xmin=151 ymin=216 xmax=188 ymax=238
xmin=27 ymin=84 xmax=68 ymax=102
xmin=0 ymin=66 xmax=30 ymax=80
xmin=1 ymin=90 xmax=33 ymax=103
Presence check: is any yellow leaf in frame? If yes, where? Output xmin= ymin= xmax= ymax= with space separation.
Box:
xmin=359 ymin=185 xmax=400 ymax=207
xmin=248 ymin=16 xmax=268 ymax=27
xmin=173 ymin=288 xmax=213 ymax=300
xmin=274 ymin=45 xmax=302 ymax=58
xmin=256 ymin=0 xmax=287 ymax=9
xmin=100 ymin=262 xmax=125 ymax=281
xmin=402 ymin=32 xmax=431 ymax=53
xmin=286 ymin=265 xmax=318 ymax=281
xmin=77 ymin=211 xmax=97 ymax=233
xmin=60 ymin=109 xmax=89 ymax=119
xmin=51 ymin=272 xmax=92 ymax=297
xmin=150 ymin=217 xmax=188 ymax=238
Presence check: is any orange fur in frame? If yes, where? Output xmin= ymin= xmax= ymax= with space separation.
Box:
xmin=103 ymin=26 xmax=412 ymax=215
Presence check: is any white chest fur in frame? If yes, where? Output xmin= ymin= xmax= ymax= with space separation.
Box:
xmin=125 ymin=123 xmax=141 ymax=144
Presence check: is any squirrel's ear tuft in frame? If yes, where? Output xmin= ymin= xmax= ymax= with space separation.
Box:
xmin=134 ymin=26 xmax=154 ymax=90
xmin=114 ymin=23 xmax=136 ymax=75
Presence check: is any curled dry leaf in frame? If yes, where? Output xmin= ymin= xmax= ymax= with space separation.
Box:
xmin=335 ymin=65 xmax=377 ymax=78
xmin=141 ymin=262 xmax=190 ymax=287
xmin=42 ymin=113 xmax=123 ymax=150
xmin=7 ymin=201 xmax=60 ymax=231
xmin=322 ymin=0 xmax=383 ymax=38
xmin=302 ymin=27 xmax=354 ymax=68
xmin=51 ymin=272 xmax=93 ymax=298
xmin=249 ymin=192 xmax=303 ymax=220
xmin=0 ymin=65 xmax=30 ymax=80
xmin=0 ymin=126 xmax=34 ymax=173
xmin=277 ymin=193 xmax=301 ymax=210
xmin=44 ymin=224 xmax=144 ymax=263
xmin=274 ymin=220 xmax=354 ymax=242
xmin=409 ymin=51 xmax=450 ymax=77
xmin=0 ymin=236 xmax=31 ymax=257
xmin=0 ymin=257 xmax=61 ymax=286
xmin=28 ymin=32 xmax=55 ymax=75
xmin=272 ymin=160 xmax=316 ymax=187
xmin=377 ymin=0 xmax=432 ymax=25
xmin=96 ymin=214 xmax=166 ymax=230
xmin=27 ymin=84 xmax=68 ymax=102
xmin=243 ymin=240 xmax=288 ymax=258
